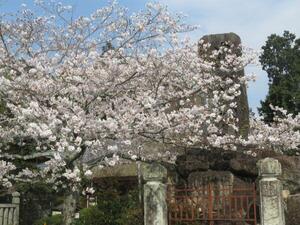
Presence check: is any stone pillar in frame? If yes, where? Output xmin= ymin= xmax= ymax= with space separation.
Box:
xmin=12 ymin=192 xmax=20 ymax=225
xmin=257 ymin=158 xmax=285 ymax=225
xmin=63 ymin=191 xmax=78 ymax=225
xmin=142 ymin=163 xmax=168 ymax=225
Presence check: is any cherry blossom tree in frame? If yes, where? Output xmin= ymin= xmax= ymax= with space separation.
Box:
xmin=0 ymin=1 xmax=299 ymax=224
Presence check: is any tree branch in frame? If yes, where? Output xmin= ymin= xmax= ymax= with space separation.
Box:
xmin=0 ymin=151 xmax=54 ymax=160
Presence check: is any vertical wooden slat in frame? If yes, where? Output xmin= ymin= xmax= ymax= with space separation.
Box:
xmin=253 ymin=184 xmax=257 ymax=225
xmin=234 ymin=196 xmax=238 ymax=217
xmin=0 ymin=208 xmax=3 ymax=225
xmin=246 ymin=196 xmax=251 ymax=219
xmin=179 ymin=205 xmax=183 ymax=222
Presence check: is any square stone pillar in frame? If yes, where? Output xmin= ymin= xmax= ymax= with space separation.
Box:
xmin=257 ymin=158 xmax=285 ymax=225
xmin=142 ymin=163 xmax=168 ymax=225
xmin=12 ymin=192 xmax=20 ymax=225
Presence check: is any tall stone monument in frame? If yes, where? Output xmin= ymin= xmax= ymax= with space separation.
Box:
xmin=199 ymin=33 xmax=250 ymax=138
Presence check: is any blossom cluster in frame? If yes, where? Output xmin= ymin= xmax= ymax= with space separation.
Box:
xmin=0 ymin=1 xmax=299 ymax=191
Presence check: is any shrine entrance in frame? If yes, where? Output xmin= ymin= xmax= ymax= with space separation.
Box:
xmin=167 ymin=183 xmax=258 ymax=225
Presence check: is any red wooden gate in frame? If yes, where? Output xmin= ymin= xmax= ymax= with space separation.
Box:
xmin=167 ymin=184 xmax=257 ymax=225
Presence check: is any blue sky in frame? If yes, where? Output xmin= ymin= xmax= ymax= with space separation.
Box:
xmin=1 ymin=0 xmax=300 ymax=113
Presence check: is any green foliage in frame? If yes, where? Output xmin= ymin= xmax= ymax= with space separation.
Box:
xmin=33 ymin=214 xmax=62 ymax=225
xmin=115 ymin=189 xmax=143 ymax=225
xmin=259 ymin=31 xmax=300 ymax=122
xmin=19 ymin=182 xmax=57 ymax=225
xmin=74 ymin=206 xmax=104 ymax=225
xmin=74 ymin=188 xmax=143 ymax=225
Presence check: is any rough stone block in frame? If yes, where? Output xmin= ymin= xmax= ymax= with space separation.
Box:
xmin=257 ymin=158 xmax=282 ymax=177
xmin=141 ymin=163 xmax=167 ymax=182
xmin=286 ymin=194 xmax=300 ymax=225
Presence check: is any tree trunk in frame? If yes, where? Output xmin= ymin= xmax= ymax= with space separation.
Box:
xmin=62 ymin=191 xmax=78 ymax=225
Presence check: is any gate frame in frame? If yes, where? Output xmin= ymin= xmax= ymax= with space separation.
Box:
xmin=167 ymin=183 xmax=257 ymax=225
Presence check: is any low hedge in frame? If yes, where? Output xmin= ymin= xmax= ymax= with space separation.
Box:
xmin=33 ymin=214 xmax=62 ymax=225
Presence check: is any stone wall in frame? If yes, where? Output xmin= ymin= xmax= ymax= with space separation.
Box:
xmin=286 ymin=194 xmax=300 ymax=225
xmin=175 ymin=148 xmax=300 ymax=193
xmin=173 ymin=149 xmax=300 ymax=225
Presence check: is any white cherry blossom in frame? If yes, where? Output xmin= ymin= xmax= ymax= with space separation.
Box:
xmin=0 ymin=1 xmax=298 ymax=192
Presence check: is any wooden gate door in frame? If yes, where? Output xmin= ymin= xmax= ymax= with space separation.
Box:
xmin=167 ymin=184 xmax=257 ymax=225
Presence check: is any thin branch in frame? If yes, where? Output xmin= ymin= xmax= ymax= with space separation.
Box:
xmin=0 ymin=151 xmax=54 ymax=160
xmin=0 ymin=24 xmax=10 ymax=56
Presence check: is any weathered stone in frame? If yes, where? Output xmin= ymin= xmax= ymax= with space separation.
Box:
xmin=275 ymin=155 xmax=300 ymax=193
xmin=200 ymin=32 xmax=242 ymax=53
xmin=258 ymin=158 xmax=285 ymax=225
xmin=188 ymin=171 xmax=234 ymax=187
xmin=12 ymin=192 xmax=20 ymax=225
xmin=281 ymin=169 xmax=300 ymax=193
xmin=142 ymin=163 xmax=167 ymax=182
xmin=286 ymin=194 xmax=300 ymax=225
xmin=176 ymin=148 xmax=258 ymax=179
xmin=11 ymin=192 xmax=20 ymax=205
xmin=143 ymin=181 xmax=167 ymax=225
xmin=258 ymin=155 xmax=300 ymax=193
xmin=62 ymin=191 xmax=79 ymax=225
xmin=142 ymin=163 xmax=168 ymax=225
xmin=199 ymin=33 xmax=250 ymax=139
xmin=229 ymin=158 xmax=258 ymax=176
xmin=257 ymin=158 xmax=282 ymax=177
xmin=176 ymin=148 xmax=300 ymax=194
xmin=282 ymin=189 xmax=290 ymax=200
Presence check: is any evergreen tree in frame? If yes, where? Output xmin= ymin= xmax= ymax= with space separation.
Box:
xmin=259 ymin=31 xmax=300 ymax=122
